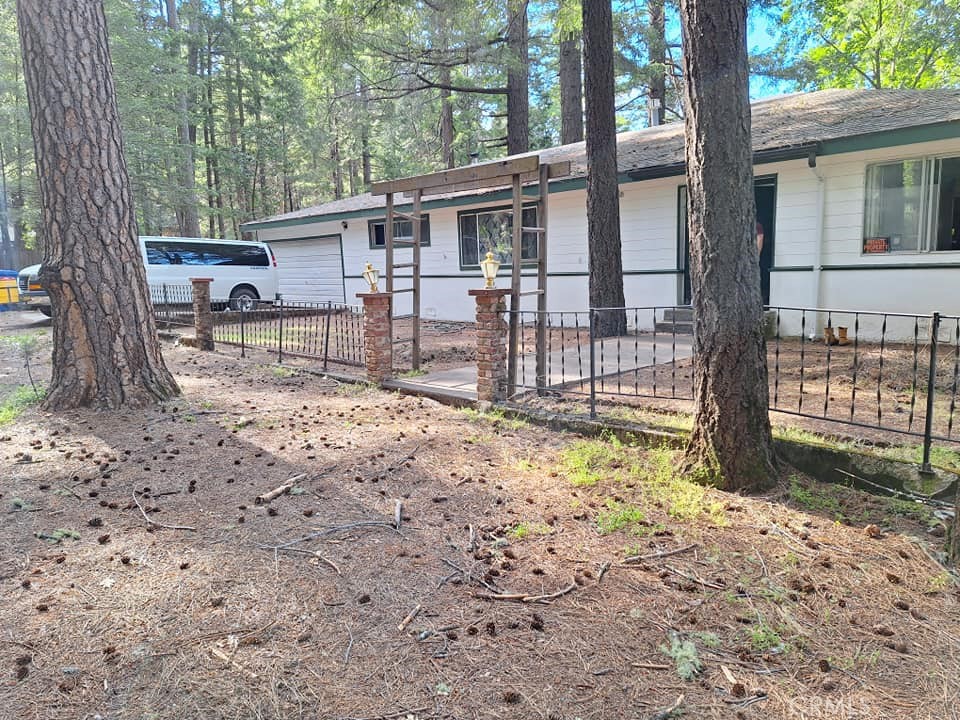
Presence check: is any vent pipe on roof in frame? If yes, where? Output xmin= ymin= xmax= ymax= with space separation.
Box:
xmin=469 ymin=151 xmax=480 ymax=165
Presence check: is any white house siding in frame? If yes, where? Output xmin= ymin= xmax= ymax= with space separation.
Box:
xmin=253 ymin=135 xmax=960 ymax=340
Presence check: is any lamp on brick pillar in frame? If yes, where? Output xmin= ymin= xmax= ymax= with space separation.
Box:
xmin=469 ymin=286 xmax=510 ymax=403
xmin=357 ymin=264 xmax=392 ymax=385
xmin=479 ymin=251 xmax=501 ymax=289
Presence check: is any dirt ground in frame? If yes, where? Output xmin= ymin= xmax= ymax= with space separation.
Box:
xmin=1 ymin=310 xmax=959 ymax=720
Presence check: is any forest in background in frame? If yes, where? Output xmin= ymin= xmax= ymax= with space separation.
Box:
xmin=1 ymin=0 xmax=958 ymax=261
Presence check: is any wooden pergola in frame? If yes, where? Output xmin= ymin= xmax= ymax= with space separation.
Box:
xmin=370 ymin=156 xmax=570 ymax=395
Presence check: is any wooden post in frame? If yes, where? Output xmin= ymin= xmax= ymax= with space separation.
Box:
xmin=412 ymin=189 xmax=422 ymax=370
xmin=190 ymin=277 xmax=214 ymax=351
xmin=507 ymin=172 xmax=522 ymax=396
xmin=536 ymin=162 xmax=548 ymax=392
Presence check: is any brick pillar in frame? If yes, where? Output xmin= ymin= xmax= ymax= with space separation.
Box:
xmin=469 ymin=288 xmax=510 ymax=402
xmin=190 ymin=277 xmax=214 ymax=351
xmin=357 ymin=291 xmax=393 ymax=384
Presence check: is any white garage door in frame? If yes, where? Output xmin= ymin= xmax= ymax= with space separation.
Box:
xmin=271 ymin=235 xmax=345 ymax=304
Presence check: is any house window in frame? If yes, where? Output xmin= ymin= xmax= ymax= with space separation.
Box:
xmin=458 ymin=205 xmax=539 ymax=269
xmin=863 ymin=156 xmax=960 ymax=253
xmin=368 ymin=216 xmax=430 ymax=249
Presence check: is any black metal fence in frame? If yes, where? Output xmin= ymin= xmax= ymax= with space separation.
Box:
xmin=510 ymin=305 xmax=960 ymax=466
xmin=151 ymin=284 xmax=365 ymax=369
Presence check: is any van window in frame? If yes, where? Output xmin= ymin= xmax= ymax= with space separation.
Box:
xmin=145 ymin=241 xmax=269 ymax=267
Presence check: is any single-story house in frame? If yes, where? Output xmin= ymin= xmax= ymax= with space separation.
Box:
xmin=242 ymin=89 xmax=960 ymax=339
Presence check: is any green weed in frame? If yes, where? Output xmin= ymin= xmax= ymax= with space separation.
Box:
xmin=788 ymin=475 xmax=844 ymax=519
xmin=397 ymin=368 xmax=427 ymax=378
xmin=558 ymin=434 xmax=628 ymax=487
xmin=640 ymin=447 xmax=727 ymax=524
xmin=460 ymin=406 xmax=528 ymax=431
xmin=270 ymin=365 xmax=299 ymax=378
xmin=747 ymin=620 xmax=787 ymax=653
xmin=0 ymin=385 xmax=45 ymax=425
xmin=508 ymin=522 xmax=551 ymax=540
xmin=660 ymin=633 xmax=703 ymax=680
xmin=596 ymin=499 xmax=645 ymax=535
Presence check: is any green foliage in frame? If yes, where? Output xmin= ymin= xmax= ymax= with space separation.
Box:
xmin=507 ymin=522 xmax=551 ymax=540
xmin=760 ymin=0 xmax=960 ymax=90
xmin=788 ymin=475 xmax=844 ymax=518
xmin=640 ymin=447 xmax=726 ymax=525
xmin=747 ymin=620 xmax=787 ymax=653
xmin=0 ymin=385 xmax=44 ymax=425
xmin=660 ymin=633 xmax=703 ymax=681
xmin=558 ymin=433 xmax=626 ymax=486
xmin=596 ymin=499 xmax=645 ymax=535
xmin=460 ymin=406 xmax=528 ymax=431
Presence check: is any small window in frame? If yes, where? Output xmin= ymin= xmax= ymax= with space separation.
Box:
xmin=862 ymin=155 xmax=960 ymax=253
xmin=458 ymin=205 xmax=539 ymax=269
xmin=368 ymin=216 xmax=430 ymax=249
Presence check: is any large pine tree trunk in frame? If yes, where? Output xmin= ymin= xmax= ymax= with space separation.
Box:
xmin=678 ymin=0 xmax=775 ymax=491
xmin=582 ymin=0 xmax=626 ymax=336
xmin=506 ymin=0 xmax=529 ymax=155
xmin=559 ymin=33 xmax=584 ymax=144
xmin=16 ymin=0 xmax=180 ymax=409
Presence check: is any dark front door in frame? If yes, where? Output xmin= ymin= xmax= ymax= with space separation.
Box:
xmin=679 ymin=176 xmax=777 ymax=305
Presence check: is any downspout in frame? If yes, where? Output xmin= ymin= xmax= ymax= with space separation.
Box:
xmin=808 ymin=149 xmax=825 ymax=339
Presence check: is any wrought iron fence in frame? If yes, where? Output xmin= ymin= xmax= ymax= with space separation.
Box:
xmin=150 ymin=285 xmax=364 ymax=369
xmin=150 ymin=283 xmax=195 ymax=327
xmin=509 ymin=305 xmax=960 ymax=467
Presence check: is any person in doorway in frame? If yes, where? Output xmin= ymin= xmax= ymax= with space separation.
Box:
xmin=756 ymin=220 xmax=764 ymax=255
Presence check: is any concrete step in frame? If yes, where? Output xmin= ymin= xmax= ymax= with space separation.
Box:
xmin=662 ymin=307 xmax=694 ymax=323
xmin=654 ymin=321 xmax=693 ymax=335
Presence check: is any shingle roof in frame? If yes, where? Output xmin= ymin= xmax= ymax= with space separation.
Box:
xmin=245 ymin=89 xmax=960 ymax=228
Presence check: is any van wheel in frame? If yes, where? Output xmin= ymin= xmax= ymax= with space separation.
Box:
xmin=38 ymin=306 xmax=52 ymax=318
xmin=229 ymin=286 xmax=259 ymax=312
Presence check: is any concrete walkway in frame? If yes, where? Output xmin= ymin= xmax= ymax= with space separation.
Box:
xmin=387 ymin=334 xmax=694 ymax=401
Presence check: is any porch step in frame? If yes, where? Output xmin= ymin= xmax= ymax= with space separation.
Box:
xmin=654 ymin=321 xmax=693 ymax=335
xmin=662 ymin=307 xmax=694 ymax=323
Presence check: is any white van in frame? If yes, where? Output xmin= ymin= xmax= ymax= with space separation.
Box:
xmin=17 ymin=236 xmax=280 ymax=315
xmin=140 ymin=236 xmax=279 ymax=310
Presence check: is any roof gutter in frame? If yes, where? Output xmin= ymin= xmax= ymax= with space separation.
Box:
xmin=626 ymin=142 xmax=822 ymax=182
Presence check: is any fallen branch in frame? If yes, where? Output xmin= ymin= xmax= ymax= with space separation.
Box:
xmin=397 ymin=603 xmax=422 ymax=632
xmin=256 ymin=473 xmax=307 ymax=505
xmin=475 ymin=579 xmax=579 ymax=604
xmin=394 ymin=500 xmax=403 ymax=531
xmin=261 ymin=521 xmax=400 ymax=550
xmin=651 ymin=694 xmax=684 ymax=720
xmin=131 ymin=491 xmax=196 ymax=532
xmin=623 ymin=544 xmax=698 ymax=565
xmin=631 ymin=661 xmax=671 ymax=670
xmin=663 ymin=564 xmax=725 ymax=590
xmin=274 ymin=547 xmax=341 ymax=574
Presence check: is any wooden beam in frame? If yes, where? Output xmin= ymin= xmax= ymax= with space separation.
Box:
xmin=371 ymin=156 xmax=540 ymax=196
xmin=413 ymin=161 xmax=573 ymax=198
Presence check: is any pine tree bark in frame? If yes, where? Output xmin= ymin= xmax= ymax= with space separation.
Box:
xmin=678 ymin=0 xmax=775 ymax=490
xmin=559 ymin=33 xmax=584 ymax=144
xmin=506 ymin=0 xmax=529 ymax=155
xmin=582 ymin=0 xmax=626 ymax=336
xmin=16 ymin=0 xmax=180 ymax=409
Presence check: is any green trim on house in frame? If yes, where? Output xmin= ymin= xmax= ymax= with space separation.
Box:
xmin=819 ymin=121 xmax=960 ymax=156
xmin=343 ymin=268 xmax=682 ymax=280
xmin=821 ymin=262 xmax=960 ymax=271
xmin=770 ymin=266 xmax=814 ymax=272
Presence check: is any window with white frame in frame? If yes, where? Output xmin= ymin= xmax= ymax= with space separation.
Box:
xmin=458 ymin=205 xmax=539 ymax=269
xmin=863 ymin=156 xmax=960 ymax=253
xmin=367 ymin=216 xmax=430 ymax=249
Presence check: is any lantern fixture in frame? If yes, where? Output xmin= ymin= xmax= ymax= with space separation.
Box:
xmin=362 ymin=263 xmax=380 ymax=293
xmin=479 ymin=251 xmax=501 ymax=289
